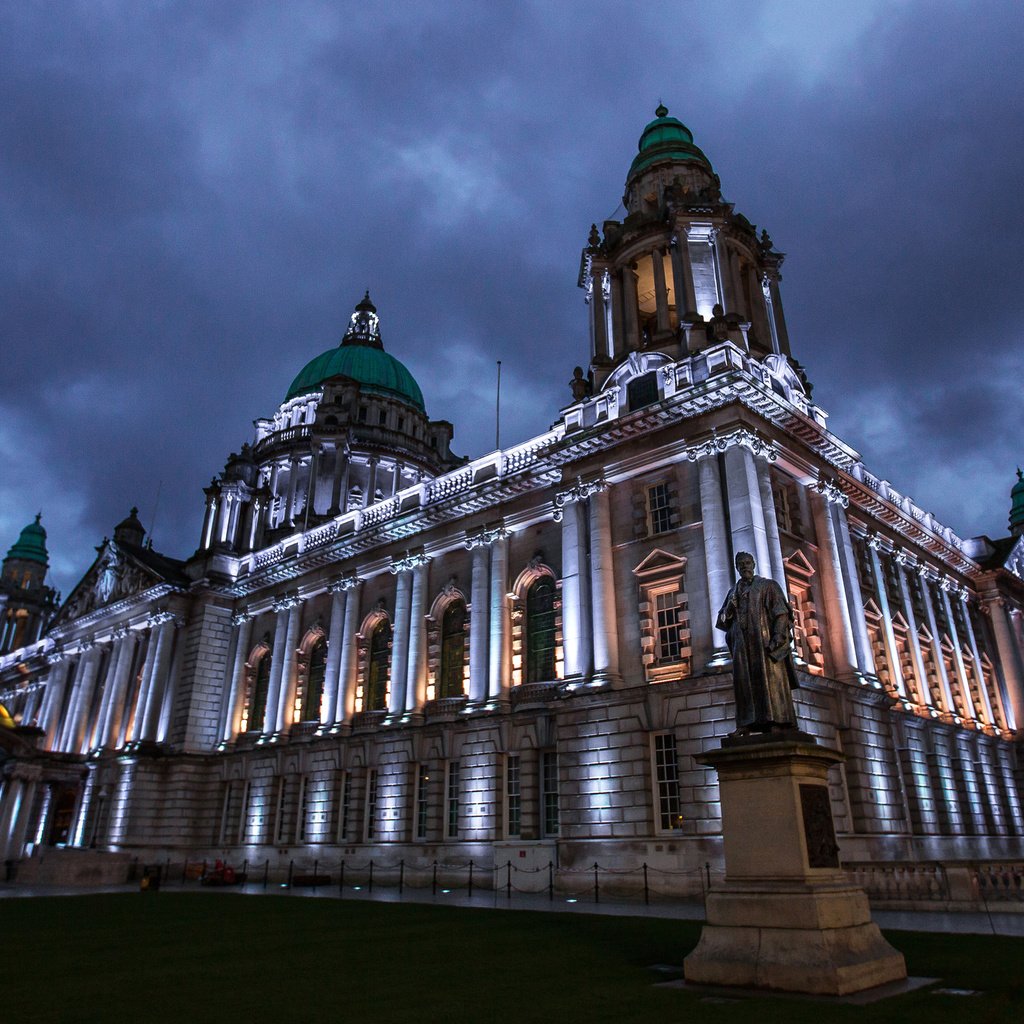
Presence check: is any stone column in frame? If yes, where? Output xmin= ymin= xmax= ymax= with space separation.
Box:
xmin=388 ymin=564 xmax=413 ymax=715
xmin=40 ymin=655 xmax=72 ymax=751
xmin=285 ymin=456 xmax=300 ymax=525
xmin=830 ymin=500 xmax=876 ymax=679
xmin=723 ymin=446 xmax=771 ymax=575
xmin=674 ymin=230 xmax=698 ymax=318
xmin=263 ymin=601 xmax=292 ymax=735
xmin=58 ymin=646 xmax=92 ymax=751
xmin=866 ymin=539 xmax=907 ymax=698
xmin=274 ymin=600 xmax=303 ymax=734
xmin=892 ymin=551 xmax=931 ymax=704
xmin=588 ymin=485 xmax=620 ymax=686
xmin=557 ymin=493 xmax=588 ymax=681
xmin=221 ymin=613 xmax=254 ymax=743
xmin=96 ymin=630 xmax=138 ymax=751
xmin=696 ymin=453 xmax=732 ymax=664
xmin=609 ymin=270 xmax=625 ymax=359
xmin=809 ymin=488 xmax=859 ymax=680
xmin=589 ymin=263 xmax=610 ymax=360
xmin=321 ymin=585 xmax=347 ymax=727
xmin=916 ymin=571 xmax=956 ymax=714
xmin=652 ymin=249 xmax=670 ymax=334
xmin=622 ymin=266 xmax=640 ymax=350
xmin=407 ymin=557 xmax=430 ymax=712
xmin=138 ymin=617 xmax=181 ymax=743
xmin=338 ymin=577 xmax=362 ymax=722
xmin=365 ymin=457 xmax=379 ymax=508
xmin=754 ymin=458 xmax=786 ymax=588
xmin=488 ymin=531 xmax=512 ymax=702
xmin=938 ymin=581 xmax=978 ymax=720
xmin=959 ymin=594 xmax=999 ymax=726
xmin=985 ymin=597 xmax=1024 ymax=732
xmin=329 ymin=447 xmax=346 ymax=515
xmin=468 ymin=541 xmax=490 ymax=703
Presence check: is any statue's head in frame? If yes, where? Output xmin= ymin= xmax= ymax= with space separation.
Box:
xmin=735 ymin=551 xmax=756 ymax=581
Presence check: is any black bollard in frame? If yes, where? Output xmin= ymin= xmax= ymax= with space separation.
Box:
xmin=643 ymin=863 xmax=649 ymax=905
xmin=368 ymin=859 xmax=374 ymax=893
xmin=313 ymin=859 xmax=318 ymax=891
xmin=432 ymin=860 xmax=438 ymax=896
xmin=548 ymin=861 xmax=554 ymax=902
xmin=506 ymin=860 xmax=512 ymax=901
xmin=263 ymin=859 xmax=269 ymax=890
xmin=399 ymin=859 xmax=405 ymax=895
xmin=339 ymin=859 xmax=345 ymax=897
xmin=593 ymin=862 xmax=599 ymax=904
xmin=468 ymin=860 xmax=474 ymax=898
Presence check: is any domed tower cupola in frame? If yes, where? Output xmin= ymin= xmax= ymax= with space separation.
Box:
xmin=342 ymin=291 xmax=383 ymax=350
xmin=113 ymin=507 xmax=146 ymax=548
xmin=1 ymin=514 xmax=59 ymax=653
xmin=1010 ymin=469 xmax=1024 ymax=537
xmin=577 ymin=105 xmax=794 ymax=396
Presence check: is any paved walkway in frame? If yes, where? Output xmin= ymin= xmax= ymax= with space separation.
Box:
xmin=2 ymin=879 xmax=1022 ymax=935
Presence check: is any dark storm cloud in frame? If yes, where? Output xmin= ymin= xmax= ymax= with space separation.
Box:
xmin=1 ymin=0 xmax=1022 ymax=597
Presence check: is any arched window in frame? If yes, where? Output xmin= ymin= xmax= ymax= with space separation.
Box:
xmin=245 ymin=649 xmax=272 ymax=733
xmin=525 ymin=577 xmax=557 ymax=683
xmin=439 ymin=601 xmax=467 ymax=698
xmin=301 ymin=638 xmax=327 ymax=722
xmin=366 ymin=620 xmax=392 ymax=711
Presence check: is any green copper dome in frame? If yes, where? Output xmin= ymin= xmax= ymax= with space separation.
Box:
xmin=1010 ymin=468 xmax=1024 ymax=533
xmin=5 ymin=514 xmax=48 ymax=566
xmin=627 ymin=104 xmax=713 ymax=181
xmin=285 ymin=293 xmax=425 ymax=411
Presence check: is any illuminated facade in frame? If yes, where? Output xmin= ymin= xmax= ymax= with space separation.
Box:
xmin=2 ymin=108 xmax=1023 ymax=888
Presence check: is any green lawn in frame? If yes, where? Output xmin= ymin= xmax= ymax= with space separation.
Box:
xmin=3 ymin=894 xmax=1021 ymax=1023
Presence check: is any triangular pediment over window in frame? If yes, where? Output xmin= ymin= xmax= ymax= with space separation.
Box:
xmin=632 ymin=548 xmax=687 ymax=580
xmin=783 ymin=549 xmax=815 ymax=577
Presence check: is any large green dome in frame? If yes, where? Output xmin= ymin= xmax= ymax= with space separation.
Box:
xmin=5 ymin=514 xmax=48 ymax=566
xmin=627 ymin=104 xmax=713 ymax=182
xmin=286 ymin=345 xmax=425 ymax=409
xmin=284 ymin=293 xmax=425 ymax=411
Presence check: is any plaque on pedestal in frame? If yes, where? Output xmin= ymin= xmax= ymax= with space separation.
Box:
xmin=683 ymin=738 xmax=907 ymax=996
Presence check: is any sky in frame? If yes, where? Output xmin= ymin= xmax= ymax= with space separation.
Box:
xmin=2 ymin=0 xmax=1023 ymax=599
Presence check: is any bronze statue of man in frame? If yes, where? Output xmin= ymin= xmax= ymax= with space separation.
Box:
xmin=716 ymin=551 xmax=800 ymax=734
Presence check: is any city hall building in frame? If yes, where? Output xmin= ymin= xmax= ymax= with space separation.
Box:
xmin=2 ymin=108 xmax=1023 ymax=895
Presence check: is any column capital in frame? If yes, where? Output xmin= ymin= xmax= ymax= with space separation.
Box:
xmin=464 ymin=524 xmax=510 ymax=549
xmin=272 ymin=592 xmax=302 ymax=613
xmin=328 ymin=572 xmax=363 ymax=593
xmin=231 ymin=609 xmax=254 ymax=627
xmin=146 ymin=610 xmax=177 ymax=629
xmin=814 ymin=475 xmax=850 ymax=508
xmin=864 ymin=530 xmax=884 ymax=551
xmin=390 ymin=551 xmax=430 ymax=574
xmin=891 ymin=545 xmax=915 ymax=569
xmin=553 ymin=477 xmax=605 ymax=520
xmin=686 ymin=427 xmax=777 ymax=464
xmin=46 ymin=648 xmax=67 ymax=666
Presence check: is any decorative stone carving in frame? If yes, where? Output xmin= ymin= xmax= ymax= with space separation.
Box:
xmin=814 ymin=475 xmax=849 ymax=508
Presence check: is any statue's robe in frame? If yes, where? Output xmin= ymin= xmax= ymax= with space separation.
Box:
xmin=716 ymin=575 xmax=800 ymax=731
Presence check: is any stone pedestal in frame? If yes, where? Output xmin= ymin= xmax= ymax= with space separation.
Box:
xmin=684 ymin=737 xmax=906 ymax=996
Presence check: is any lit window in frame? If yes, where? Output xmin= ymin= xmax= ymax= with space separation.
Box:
xmin=366 ymin=620 xmax=391 ymax=711
xmin=652 ymin=734 xmax=683 ymax=832
xmin=301 ymin=639 xmax=326 ymax=722
xmin=526 ymin=577 xmax=557 ymax=683
xmin=647 ymin=483 xmax=673 ymax=534
xmin=416 ymin=765 xmax=430 ymax=840
xmin=296 ymin=775 xmax=310 ymax=843
xmin=244 ymin=650 xmax=271 ymax=733
xmin=655 ymin=590 xmax=686 ymax=663
xmin=439 ymin=601 xmax=467 ymax=697
xmin=506 ymin=755 xmax=521 ymax=838
xmin=541 ymin=751 xmax=559 ymax=837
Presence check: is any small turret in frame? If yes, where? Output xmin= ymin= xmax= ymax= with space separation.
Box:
xmin=1010 ymin=468 xmax=1024 ymax=537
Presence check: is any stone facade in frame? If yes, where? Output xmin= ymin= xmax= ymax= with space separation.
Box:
xmin=1 ymin=107 xmax=1023 ymax=898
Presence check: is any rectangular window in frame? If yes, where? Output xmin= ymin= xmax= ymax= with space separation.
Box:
xmin=648 ymin=482 xmax=673 ymax=534
xmin=416 ymin=764 xmax=430 ymax=840
xmin=358 ymin=405 xmax=368 ymax=423
xmin=364 ymin=769 xmax=378 ymax=841
xmin=336 ymin=771 xmax=352 ymax=844
xmin=655 ymin=590 xmax=686 ymax=663
xmin=505 ymin=755 xmax=521 ymax=838
xmin=378 ymin=409 xmax=387 ymax=426
xmin=652 ymin=733 xmax=683 ymax=832
xmin=541 ymin=751 xmax=559 ymax=837
xmin=446 ymin=761 xmax=460 ymax=840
